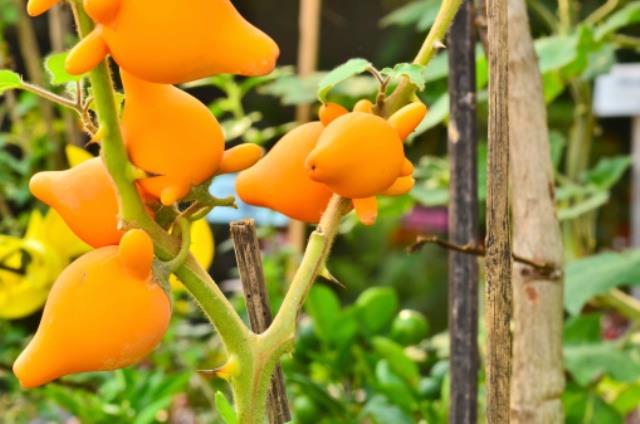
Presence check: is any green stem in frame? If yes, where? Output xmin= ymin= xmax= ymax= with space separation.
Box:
xmin=21 ymin=81 xmax=80 ymax=111
xmin=585 ymin=0 xmax=619 ymax=25
xmin=230 ymin=196 xmax=350 ymax=423
xmin=528 ymin=0 xmax=560 ymax=31
xmin=378 ymin=0 xmax=463 ymax=116
xmin=164 ymin=217 xmax=191 ymax=272
xmin=558 ymin=0 xmax=572 ymax=34
xmin=596 ymin=289 xmax=640 ymax=322
xmin=68 ymin=0 xmax=251 ymax=356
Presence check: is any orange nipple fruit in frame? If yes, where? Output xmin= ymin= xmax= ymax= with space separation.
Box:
xmin=13 ymin=229 xmax=171 ymax=388
xmin=25 ymin=0 xmax=59 ymax=16
xmin=236 ymin=122 xmax=334 ymax=224
xmin=65 ymin=0 xmax=279 ymax=84
xmin=121 ymin=71 xmax=226 ymax=206
xmin=29 ymin=157 xmax=123 ymax=248
xmin=305 ymin=101 xmax=427 ymax=225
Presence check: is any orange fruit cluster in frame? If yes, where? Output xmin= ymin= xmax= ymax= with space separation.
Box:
xmin=238 ymin=100 xmax=427 ymax=225
xmin=15 ymin=0 xmax=278 ymax=387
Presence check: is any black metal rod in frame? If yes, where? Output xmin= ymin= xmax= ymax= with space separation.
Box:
xmin=447 ymin=1 xmax=479 ymax=422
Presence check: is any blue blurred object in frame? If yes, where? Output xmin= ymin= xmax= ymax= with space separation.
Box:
xmin=207 ymin=174 xmax=289 ymax=227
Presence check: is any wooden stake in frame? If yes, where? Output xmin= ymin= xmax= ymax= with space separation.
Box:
xmin=230 ymin=220 xmax=291 ymax=424
xmin=447 ymin=1 xmax=479 ymax=422
xmin=486 ymin=0 xmax=512 ymax=420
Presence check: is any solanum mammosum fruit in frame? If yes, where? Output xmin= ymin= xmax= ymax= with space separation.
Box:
xmin=305 ymin=101 xmax=427 ymax=224
xmin=121 ymin=71 xmax=261 ymax=206
xmin=63 ymin=0 xmax=279 ymax=84
xmin=13 ymin=229 xmax=171 ymax=388
xmin=236 ymin=122 xmax=333 ymax=223
xmin=29 ymin=157 xmax=124 ymax=248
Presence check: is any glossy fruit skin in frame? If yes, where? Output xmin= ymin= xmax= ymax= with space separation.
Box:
xmin=218 ymin=144 xmax=264 ymax=175
xmin=13 ymin=230 xmax=170 ymax=388
xmin=391 ymin=309 xmax=429 ymax=346
xmin=25 ymin=0 xmax=59 ymax=16
xmin=121 ymin=71 xmax=225 ymax=206
xmin=236 ymin=122 xmax=333 ymax=223
xmin=305 ymin=112 xmax=405 ymax=199
xmin=29 ymin=157 xmax=123 ymax=248
xmin=65 ymin=0 xmax=279 ymax=84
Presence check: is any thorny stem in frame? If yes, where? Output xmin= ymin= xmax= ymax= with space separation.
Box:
xmin=68 ymin=0 xmax=251 ymax=357
xmin=21 ymin=81 xmax=79 ymax=110
xmin=379 ymin=0 xmax=464 ymax=116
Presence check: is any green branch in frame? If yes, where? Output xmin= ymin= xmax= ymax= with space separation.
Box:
xmin=68 ymin=0 xmax=251 ymax=356
xmin=380 ymin=0 xmax=463 ymax=116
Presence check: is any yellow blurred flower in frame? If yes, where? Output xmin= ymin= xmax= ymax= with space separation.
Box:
xmin=170 ymin=218 xmax=215 ymax=291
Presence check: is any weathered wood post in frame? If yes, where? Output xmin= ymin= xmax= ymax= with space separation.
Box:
xmin=485 ymin=0 xmax=512 ymax=420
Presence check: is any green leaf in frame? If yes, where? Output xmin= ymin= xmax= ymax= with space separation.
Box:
xmin=355 ymin=286 xmax=398 ymax=334
xmin=381 ymin=63 xmax=426 ymax=91
xmin=374 ymin=360 xmax=417 ymax=412
xmin=564 ymin=387 xmax=624 ymax=423
xmin=563 ymin=314 xmax=602 ymax=345
xmin=380 ymin=0 xmax=440 ymax=31
xmin=372 ymin=337 xmax=420 ymax=385
xmin=305 ymin=285 xmax=341 ymax=342
xmin=259 ymin=73 xmax=323 ymax=106
xmin=0 ymin=69 xmax=22 ymax=93
xmin=215 ymin=391 xmax=238 ymax=424
xmin=45 ymin=52 xmax=82 ymax=85
xmin=317 ymin=58 xmax=372 ymax=102
xmin=359 ymin=395 xmax=413 ymax=424
xmin=583 ymin=156 xmax=631 ymax=191
xmin=612 ymin=383 xmax=640 ymax=415
xmin=535 ymin=35 xmax=578 ymax=73
xmin=564 ymin=343 xmax=640 ymax=386
xmin=596 ymin=3 xmax=640 ymax=40
xmin=582 ymin=43 xmax=616 ymax=80
xmin=542 ymin=71 xmax=566 ymax=103
xmin=565 ymin=250 xmax=640 ymax=315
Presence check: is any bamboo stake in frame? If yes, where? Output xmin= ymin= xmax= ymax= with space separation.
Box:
xmin=447 ymin=1 xmax=479 ymax=422
xmin=288 ymin=0 xmax=323 ymax=262
xmin=485 ymin=0 xmax=512 ymax=419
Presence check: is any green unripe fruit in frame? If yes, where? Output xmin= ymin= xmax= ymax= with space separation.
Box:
xmin=391 ymin=309 xmax=429 ymax=346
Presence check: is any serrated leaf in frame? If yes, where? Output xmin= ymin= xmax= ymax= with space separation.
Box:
xmin=215 ymin=391 xmax=238 ymax=424
xmin=381 ymin=63 xmax=426 ymax=91
xmin=0 ymin=69 xmax=22 ymax=93
xmin=565 ymin=249 xmax=640 ymax=315
xmin=317 ymin=58 xmax=372 ymax=102
xmin=45 ymin=52 xmax=82 ymax=85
